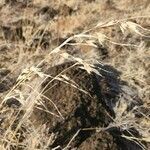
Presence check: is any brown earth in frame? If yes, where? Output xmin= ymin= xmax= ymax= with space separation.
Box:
xmin=32 ymin=62 xmax=117 ymax=149
xmin=29 ymin=62 xmax=143 ymax=149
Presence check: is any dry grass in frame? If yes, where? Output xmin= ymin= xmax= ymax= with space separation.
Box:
xmin=0 ymin=0 xmax=150 ymax=149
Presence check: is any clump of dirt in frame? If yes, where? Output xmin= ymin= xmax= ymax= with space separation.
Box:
xmin=35 ymin=6 xmax=58 ymax=21
xmin=0 ymin=68 xmax=15 ymax=93
xmin=78 ymin=131 xmax=117 ymax=150
xmin=29 ymin=61 xmax=144 ymax=149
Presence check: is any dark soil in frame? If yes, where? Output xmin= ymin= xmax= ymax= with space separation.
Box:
xmin=30 ymin=62 xmax=143 ymax=149
xmin=0 ymin=68 xmax=15 ymax=93
xmin=78 ymin=131 xmax=117 ymax=150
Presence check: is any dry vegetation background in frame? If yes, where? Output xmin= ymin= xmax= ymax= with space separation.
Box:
xmin=0 ymin=0 xmax=150 ymax=149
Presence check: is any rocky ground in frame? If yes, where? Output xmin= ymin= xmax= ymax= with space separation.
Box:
xmin=0 ymin=0 xmax=150 ymax=149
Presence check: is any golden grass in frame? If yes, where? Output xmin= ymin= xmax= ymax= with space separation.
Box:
xmin=0 ymin=0 xmax=149 ymax=149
